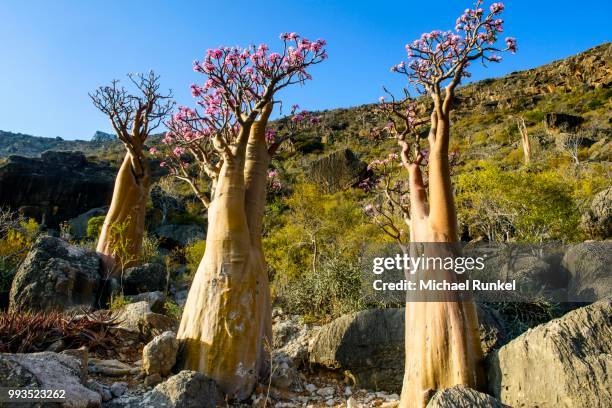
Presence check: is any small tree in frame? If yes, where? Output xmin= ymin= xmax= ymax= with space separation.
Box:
xmin=90 ymin=72 xmax=173 ymax=276
xmin=158 ymin=34 xmax=326 ymax=399
xmin=367 ymin=2 xmax=516 ymax=406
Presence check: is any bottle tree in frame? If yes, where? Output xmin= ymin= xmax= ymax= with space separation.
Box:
xmin=90 ymin=72 xmax=173 ymax=276
xmin=158 ymin=34 xmax=326 ymax=399
xmin=366 ymin=2 xmax=516 ymax=406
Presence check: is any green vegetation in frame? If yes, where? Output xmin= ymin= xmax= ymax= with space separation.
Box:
xmin=0 ymin=215 xmax=39 ymax=293
xmin=87 ymin=215 xmax=106 ymax=239
xmin=264 ymin=182 xmax=387 ymax=320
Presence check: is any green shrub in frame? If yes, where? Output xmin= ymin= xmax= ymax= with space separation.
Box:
xmin=87 ymin=215 xmax=106 ymax=239
xmin=0 ymin=216 xmax=39 ymax=293
xmin=455 ymin=163 xmax=580 ymax=242
xmin=185 ymin=239 xmax=206 ymax=275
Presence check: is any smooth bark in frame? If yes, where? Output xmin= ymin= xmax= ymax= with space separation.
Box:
xmin=399 ymin=115 xmax=484 ymax=408
xmin=178 ymin=109 xmax=274 ymax=399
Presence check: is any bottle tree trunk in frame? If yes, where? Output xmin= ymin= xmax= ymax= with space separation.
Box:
xmin=177 ymin=112 xmax=273 ymax=399
xmin=243 ymin=105 xmax=273 ymax=378
xmin=97 ymin=152 xmax=150 ymax=277
xmin=399 ymin=116 xmax=484 ymax=408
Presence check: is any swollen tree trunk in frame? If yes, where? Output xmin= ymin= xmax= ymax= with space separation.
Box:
xmin=177 ymin=114 xmax=273 ymax=399
xmin=400 ymin=117 xmax=484 ymax=408
xmin=243 ymin=105 xmax=273 ymax=378
xmin=97 ymin=152 xmax=150 ymax=276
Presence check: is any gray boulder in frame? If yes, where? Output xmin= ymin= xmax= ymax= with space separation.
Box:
xmin=0 ymin=351 xmax=101 ymax=407
xmin=9 ymin=236 xmax=101 ymax=312
xmin=123 ymin=263 xmax=167 ymax=295
xmin=154 ymin=224 xmax=205 ymax=247
xmin=309 ymin=308 xmax=404 ymax=392
xmin=114 ymin=301 xmax=178 ymax=341
xmin=427 ymin=385 xmax=508 ymax=408
xmin=309 ymin=306 xmax=506 ymax=392
xmin=486 ymin=300 xmax=612 ymax=407
xmin=562 ymin=242 xmax=612 ymax=301
xmin=125 ymin=291 xmax=166 ymax=313
xmin=580 ymin=187 xmax=612 ymax=239
xmin=141 ymin=370 xmax=223 ymax=408
xmin=68 ymin=207 xmax=107 ymax=239
xmin=142 ymin=331 xmax=179 ymax=377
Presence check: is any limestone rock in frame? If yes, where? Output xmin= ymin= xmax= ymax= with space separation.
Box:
xmin=141 ymin=370 xmax=223 ymax=408
xmin=114 ymin=301 xmax=178 ymax=341
xmin=309 ymin=306 xmax=507 ymax=392
xmin=9 ymin=236 xmax=101 ymax=312
xmin=486 ymin=300 xmax=612 ymax=407
xmin=123 ymin=263 xmax=167 ymax=295
xmin=142 ymin=331 xmax=179 ymax=377
xmin=426 ymin=385 xmax=508 ymax=408
xmin=0 ymin=351 xmax=100 ymax=407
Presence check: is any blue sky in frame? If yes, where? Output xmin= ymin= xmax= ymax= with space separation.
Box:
xmin=0 ymin=0 xmax=610 ymax=140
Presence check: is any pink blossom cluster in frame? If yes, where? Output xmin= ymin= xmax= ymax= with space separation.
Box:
xmin=394 ymin=0 xmax=516 ymax=88
xmin=267 ymin=169 xmax=282 ymax=191
xmin=367 ymin=153 xmax=400 ymax=171
xmin=160 ymin=33 xmax=327 ymax=179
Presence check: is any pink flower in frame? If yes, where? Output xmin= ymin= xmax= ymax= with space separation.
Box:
xmin=148 ymin=147 xmax=158 ymax=155
xmin=505 ymin=37 xmax=517 ymax=53
xmin=173 ymin=147 xmax=185 ymax=156
xmin=490 ymin=2 xmax=505 ymax=13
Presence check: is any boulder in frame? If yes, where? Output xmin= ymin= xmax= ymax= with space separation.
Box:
xmin=307 ymin=148 xmax=368 ymax=193
xmin=9 ymin=236 xmax=101 ymax=312
xmin=123 ymin=263 xmax=167 ymax=295
xmin=114 ymin=301 xmax=178 ymax=341
xmin=142 ymin=331 xmax=179 ymax=376
xmin=580 ymin=187 xmax=612 ymax=239
xmin=125 ymin=291 xmax=166 ymax=313
xmin=0 ymin=351 xmax=101 ymax=407
xmin=68 ymin=207 xmax=107 ymax=239
xmin=88 ymin=358 xmax=136 ymax=377
xmin=561 ymin=242 xmax=612 ymax=301
xmin=272 ymin=312 xmax=319 ymax=367
xmin=0 ymin=151 xmax=115 ymax=228
xmin=309 ymin=308 xmax=404 ymax=392
xmin=486 ymin=300 xmax=612 ymax=407
xmin=426 ymin=385 xmax=508 ymax=408
xmin=141 ymin=370 xmax=223 ymax=408
xmin=154 ymin=224 xmax=205 ymax=247
xmin=309 ymin=306 xmax=506 ymax=392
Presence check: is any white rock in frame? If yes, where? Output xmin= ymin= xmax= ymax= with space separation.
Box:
xmin=317 ymin=386 xmax=335 ymax=397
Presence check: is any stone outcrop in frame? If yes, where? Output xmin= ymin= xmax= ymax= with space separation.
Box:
xmin=9 ymin=236 xmax=101 ymax=312
xmin=486 ymin=300 xmax=612 ymax=407
xmin=0 ymin=151 xmax=116 ymax=228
